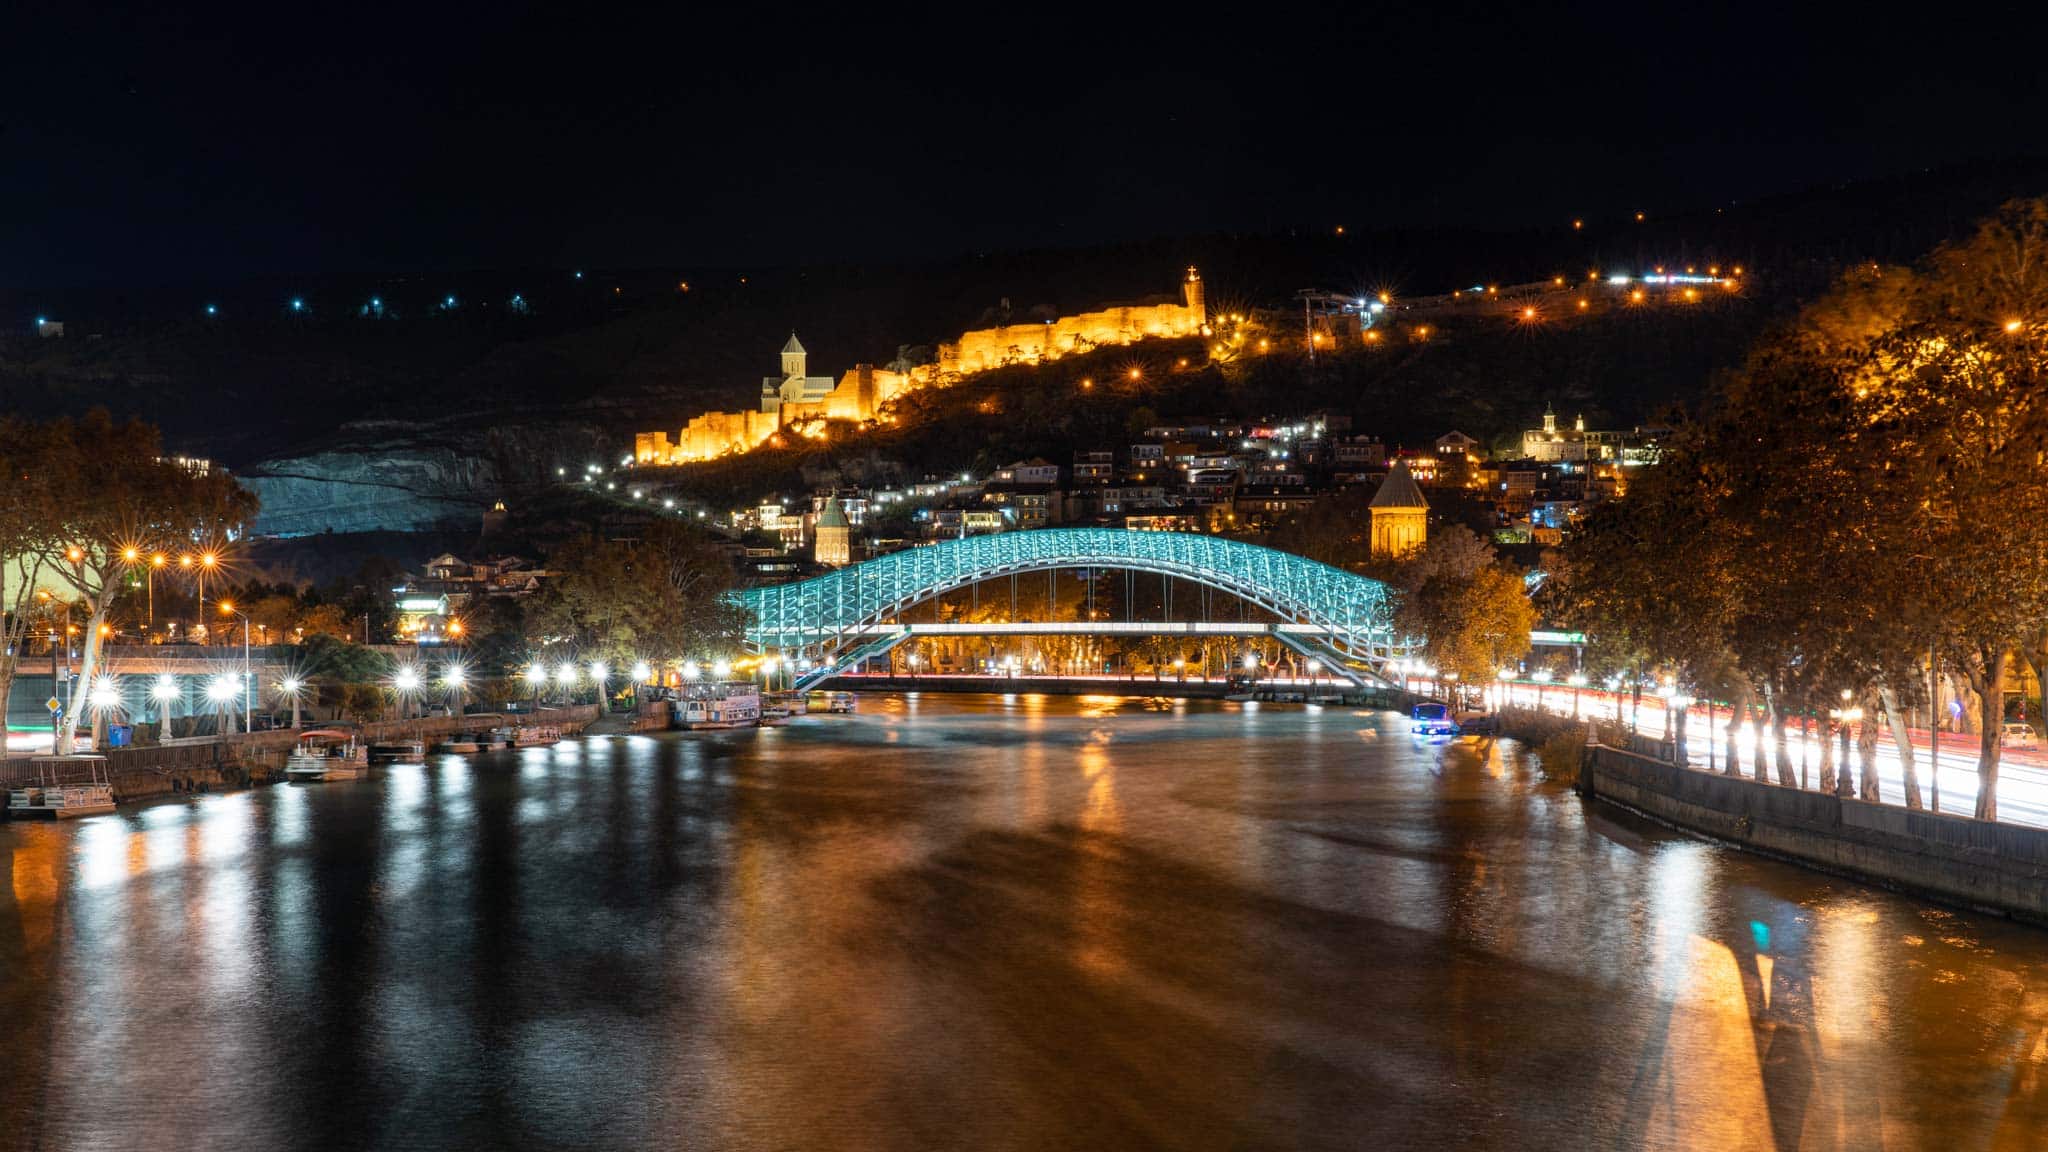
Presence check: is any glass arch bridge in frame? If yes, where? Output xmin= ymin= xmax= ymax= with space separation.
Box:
xmin=729 ymin=529 xmax=1415 ymax=689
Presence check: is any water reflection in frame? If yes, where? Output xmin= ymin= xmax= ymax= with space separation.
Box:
xmin=0 ymin=695 xmax=2045 ymax=1150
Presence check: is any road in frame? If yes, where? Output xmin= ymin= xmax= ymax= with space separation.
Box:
xmin=1459 ymin=678 xmax=2048 ymax=829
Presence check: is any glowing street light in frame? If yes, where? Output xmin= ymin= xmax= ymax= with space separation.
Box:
xmin=394 ymin=667 xmax=421 ymax=692
xmin=525 ymin=663 xmax=548 ymax=688
xmin=88 ymin=676 xmax=122 ymax=715
xmin=712 ymin=658 xmax=732 ymax=678
xmin=279 ymin=675 xmax=305 ymax=729
xmin=682 ymin=660 xmax=702 ymax=680
xmin=555 ymin=663 xmax=577 ymax=686
xmin=205 ymin=675 xmax=239 ymax=717
xmin=632 ymin=661 xmax=652 ymax=683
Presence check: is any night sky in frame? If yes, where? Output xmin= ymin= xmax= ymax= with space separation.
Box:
xmin=7 ymin=2 xmax=2044 ymax=287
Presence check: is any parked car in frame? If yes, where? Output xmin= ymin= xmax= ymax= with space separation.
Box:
xmin=2001 ymin=722 xmax=2037 ymax=749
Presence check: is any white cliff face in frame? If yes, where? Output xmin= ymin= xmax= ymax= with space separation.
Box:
xmin=240 ymin=449 xmax=499 ymax=536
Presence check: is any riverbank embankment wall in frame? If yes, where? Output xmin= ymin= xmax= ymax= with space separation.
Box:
xmin=3 ymin=706 xmax=599 ymax=804
xmin=1582 ymin=743 xmax=2048 ymax=922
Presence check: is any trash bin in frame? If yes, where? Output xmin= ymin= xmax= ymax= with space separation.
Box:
xmin=107 ymin=724 xmax=133 ymax=748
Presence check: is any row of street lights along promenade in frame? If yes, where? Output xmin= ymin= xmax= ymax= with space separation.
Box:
xmin=64 ymin=654 xmax=786 ymax=737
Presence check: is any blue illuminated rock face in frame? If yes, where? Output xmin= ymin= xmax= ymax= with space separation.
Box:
xmin=240 ymin=448 xmax=495 ymax=536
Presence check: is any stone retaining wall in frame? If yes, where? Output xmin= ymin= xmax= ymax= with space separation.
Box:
xmin=1582 ymin=744 xmax=2048 ymax=922
xmin=4 ymin=705 xmax=600 ymax=808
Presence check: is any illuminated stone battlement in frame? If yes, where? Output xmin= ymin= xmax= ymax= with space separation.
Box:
xmin=636 ymin=270 xmax=1206 ymax=465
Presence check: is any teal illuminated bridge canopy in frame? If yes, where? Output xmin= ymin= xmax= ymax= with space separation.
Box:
xmin=729 ymin=529 xmax=1412 ymax=681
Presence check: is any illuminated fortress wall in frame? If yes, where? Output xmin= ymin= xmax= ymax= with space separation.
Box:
xmin=637 ymin=270 xmax=1206 ymax=464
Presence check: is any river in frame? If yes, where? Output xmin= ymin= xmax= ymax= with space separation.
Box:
xmin=3 ymin=694 xmax=2045 ymax=1150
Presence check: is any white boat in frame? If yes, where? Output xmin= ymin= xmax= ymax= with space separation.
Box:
xmin=815 ymin=691 xmax=857 ymax=714
xmin=678 ymin=683 xmax=761 ymax=729
xmin=285 ymin=731 xmax=369 ymax=781
xmin=7 ymin=755 xmax=117 ymax=819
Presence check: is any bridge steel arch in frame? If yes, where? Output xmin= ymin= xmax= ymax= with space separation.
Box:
xmin=731 ymin=528 xmax=1413 ymax=681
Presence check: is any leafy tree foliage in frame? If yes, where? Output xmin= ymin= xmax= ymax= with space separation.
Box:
xmin=1390 ymin=528 xmax=1535 ymax=683
xmin=22 ymin=411 xmax=258 ymax=750
xmin=1553 ymin=200 xmax=2048 ymax=818
xmin=524 ymin=521 xmax=746 ymax=666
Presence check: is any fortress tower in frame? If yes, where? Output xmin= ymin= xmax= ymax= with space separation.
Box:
xmin=1183 ymin=266 xmax=1206 ymax=324
xmin=814 ymin=496 xmax=852 ymax=567
xmin=1369 ymin=459 xmax=1429 ymax=559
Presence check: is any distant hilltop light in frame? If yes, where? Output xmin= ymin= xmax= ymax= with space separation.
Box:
xmin=204 ymin=303 xmax=218 ymax=316
xmin=289 ymin=297 xmax=305 ymax=312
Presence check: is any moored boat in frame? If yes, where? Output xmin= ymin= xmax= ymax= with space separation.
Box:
xmin=677 ymin=683 xmax=761 ymax=730
xmin=502 ymin=724 xmax=560 ymax=747
xmin=7 ymin=755 xmax=117 ymax=818
xmin=285 ymin=731 xmax=370 ymax=781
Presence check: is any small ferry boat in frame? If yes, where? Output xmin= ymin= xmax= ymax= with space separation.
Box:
xmin=370 ymin=739 xmax=427 ymax=762
xmin=285 ymin=731 xmax=369 ymax=781
xmin=815 ymin=691 xmax=857 ymax=714
xmin=678 ymin=683 xmax=761 ymax=730
xmin=7 ymin=755 xmax=117 ymax=819
xmin=505 ymin=725 xmax=560 ymax=748
xmin=435 ymin=737 xmax=482 ymax=754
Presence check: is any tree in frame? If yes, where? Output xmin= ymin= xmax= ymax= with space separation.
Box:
xmin=35 ymin=412 xmax=257 ymax=751
xmin=0 ymin=418 xmax=62 ymax=731
xmin=1391 ymin=532 xmax=1536 ymax=685
xmin=525 ymin=525 xmax=745 ymax=668
xmin=1550 ymin=199 xmax=2048 ymax=818
xmin=295 ymin=603 xmax=356 ymax=641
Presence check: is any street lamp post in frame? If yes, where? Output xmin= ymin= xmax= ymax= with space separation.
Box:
xmin=1833 ymin=689 xmax=1862 ymax=797
xmin=1567 ymin=673 xmax=1587 ymax=719
xmin=151 ymin=674 xmax=181 ymax=739
xmin=394 ymin=666 xmax=422 ymax=722
xmin=220 ymin=601 xmax=252 ymax=735
xmin=443 ymin=665 xmax=466 ymax=718
xmin=181 ymin=551 xmax=219 ymax=645
xmin=280 ymin=676 xmax=304 ymax=730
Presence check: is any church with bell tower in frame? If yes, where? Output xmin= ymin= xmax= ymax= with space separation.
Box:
xmin=760 ymin=333 xmax=839 ymax=418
